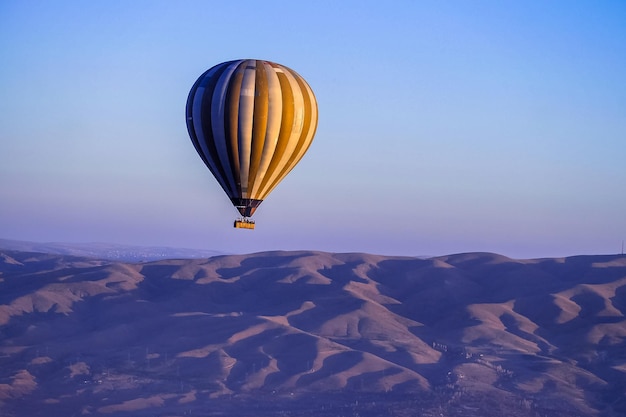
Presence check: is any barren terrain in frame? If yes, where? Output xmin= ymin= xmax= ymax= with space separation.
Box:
xmin=1 ymin=249 xmax=625 ymax=416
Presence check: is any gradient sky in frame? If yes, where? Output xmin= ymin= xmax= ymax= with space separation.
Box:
xmin=1 ymin=1 xmax=625 ymax=258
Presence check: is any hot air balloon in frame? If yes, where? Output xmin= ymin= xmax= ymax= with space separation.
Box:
xmin=186 ymin=59 xmax=318 ymax=229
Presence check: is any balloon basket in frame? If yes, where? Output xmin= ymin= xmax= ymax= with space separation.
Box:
xmin=234 ymin=218 xmax=255 ymax=229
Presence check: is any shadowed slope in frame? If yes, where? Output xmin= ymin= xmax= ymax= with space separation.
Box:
xmin=0 ymin=250 xmax=625 ymax=416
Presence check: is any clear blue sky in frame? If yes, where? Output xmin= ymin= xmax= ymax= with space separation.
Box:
xmin=1 ymin=1 xmax=625 ymax=258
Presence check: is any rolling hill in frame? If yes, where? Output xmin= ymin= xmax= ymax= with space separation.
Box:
xmin=1 ymin=249 xmax=625 ymax=416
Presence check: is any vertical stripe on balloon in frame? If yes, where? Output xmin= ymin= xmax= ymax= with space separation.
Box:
xmin=186 ymin=59 xmax=317 ymax=213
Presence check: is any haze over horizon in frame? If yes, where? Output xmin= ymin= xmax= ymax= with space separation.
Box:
xmin=1 ymin=1 xmax=625 ymax=259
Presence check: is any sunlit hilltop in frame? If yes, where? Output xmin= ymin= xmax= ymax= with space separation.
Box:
xmin=1 ymin=246 xmax=625 ymax=416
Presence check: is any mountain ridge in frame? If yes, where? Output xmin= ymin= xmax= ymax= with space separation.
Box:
xmin=1 ymin=248 xmax=625 ymax=416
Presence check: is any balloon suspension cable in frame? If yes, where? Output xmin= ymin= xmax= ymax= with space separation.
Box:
xmin=234 ymin=217 xmax=255 ymax=230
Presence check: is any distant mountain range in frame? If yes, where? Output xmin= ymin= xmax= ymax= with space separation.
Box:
xmin=1 ymin=247 xmax=625 ymax=416
xmin=0 ymin=238 xmax=223 ymax=262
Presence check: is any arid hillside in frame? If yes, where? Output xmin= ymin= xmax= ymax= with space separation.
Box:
xmin=1 ymin=250 xmax=625 ymax=416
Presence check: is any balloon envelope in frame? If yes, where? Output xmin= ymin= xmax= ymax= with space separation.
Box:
xmin=186 ymin=59 xmax=318 ymax=218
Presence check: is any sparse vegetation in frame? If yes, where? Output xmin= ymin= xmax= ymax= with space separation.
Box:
xmin=1 ymin=250 xmax=625 ymax=416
